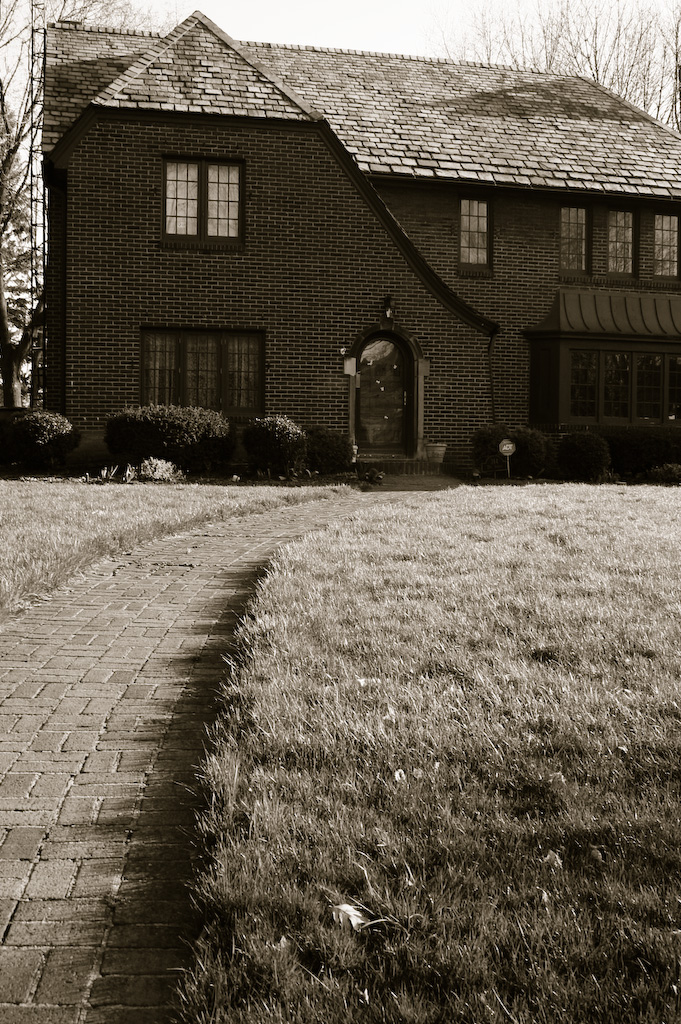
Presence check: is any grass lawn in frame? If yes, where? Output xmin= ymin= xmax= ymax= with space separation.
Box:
xmin=0 ymin=477 xmax=352 ymax=618
xmin=183 ymin=483 xmax=681 ymax=1023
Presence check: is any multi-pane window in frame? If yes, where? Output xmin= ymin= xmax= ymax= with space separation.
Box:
xmin=568 ymin=349 xmax=681 ymax=423
xmin=460 ymin=199 xmax=489 ymax=266
xmin=569 ymin=350 xmax=597 ymax=417
xmin=603 ymin=352 xmax=631 ymax=417
xmin=225 ymin=335 xmax=263 ymax=415
xmin=164 ymin=160 xmax=241 ymax=242
xmin=636 ymin=354 xmax=662 ymax=420
xmin=142 ymin=330 xmax=263 ymax=416
xmin=165 ymin=162 xmax=199 ymax=235
xmin=670 ymin=357 xmax=681 ymax=421
xmin=207 ymin=164 xmax=241 ymax=237
xmin=608 ymin=211 xmax=634 ymax=274
xmin=654 ymin=214 xmax=679 ymax=277
xmin=560 ymin=207 xmax=587 ymax=271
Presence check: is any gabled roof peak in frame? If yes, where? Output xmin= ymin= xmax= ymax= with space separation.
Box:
xmin=91 ymin=11 xmax=322 ymax=122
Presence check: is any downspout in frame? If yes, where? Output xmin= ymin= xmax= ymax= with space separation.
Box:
xmin=487 ymin=326 xmax=499 ymax=423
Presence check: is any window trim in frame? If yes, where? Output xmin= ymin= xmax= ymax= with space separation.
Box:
xmin=458 ymin=195 xmax=492 ymax=273
xmin=162 ymin=157 xmax=245 ymax=249
xmin=652 ymin=211 xmax=681 ymax=280
xmin=566 ymin=344 xmax=681 ymax=426
xmin=559 ymin=205 xmax=591 ymax=276
xmin=140 ymin=328 xmax=264 ymax=418
xmin=606 ymin=208 xmax=638 ymax=278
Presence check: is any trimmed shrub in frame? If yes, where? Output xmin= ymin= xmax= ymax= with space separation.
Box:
xmin=648 ymin=463 xmax=681 ymax=485
xmin=105 ymin=405 xmax=235 ymax=472
xmin=241 ymin=416 xmax=307 ymax=477
xmin=471 ymin=424 xmax=510 ymax=470
xmin=597 ymin=426 xmax=681 ymax=477
xmin=12 ymin=410 xmax=81 ymax=468
xmin=471 ymin=424 xmax=552 ymax=477
xmin=557 ymin=432 xmax=611 ymax=482
xmin=305 ymin=426 xmax=353 ymax=474
xmin=510 ymin=427 xmax=552 ymax=478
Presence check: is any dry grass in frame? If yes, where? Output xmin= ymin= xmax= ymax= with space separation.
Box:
xmin=0 ymin=478 xmax=352 ymax=618
xmin=183 ymin=483 xmax=681 ymax=1023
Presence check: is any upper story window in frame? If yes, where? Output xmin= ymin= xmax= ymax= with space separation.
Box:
xmin=560 ymin=207 xmax=587 ymax=271
xmin=654 ymin=214 xmax=679 ymax=277
xmin=460 ymin=198 xmax=489 ymax=267
xmin=608 ymin=210 xmax=634 ymax=274
xmin=164 ymin=160 xmax=242 ymax=244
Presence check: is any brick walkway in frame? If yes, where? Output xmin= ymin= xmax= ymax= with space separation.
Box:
xmin=0 ymin=489 xmax=411 ymax=1024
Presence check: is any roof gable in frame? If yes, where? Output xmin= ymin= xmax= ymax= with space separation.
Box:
xmin=92 ymin=12 xmax=317 ymax=121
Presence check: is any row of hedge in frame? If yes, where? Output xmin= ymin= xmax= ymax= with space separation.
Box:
xmin=8 ymin=406 xmax=681 ymax=483
xmin=104 ymin=407 xmax=354 ymax=476
xmin=0 ymin=406 xmax=356 ymax=478
xmin=472 ymin=423 xmax=681 ymax=482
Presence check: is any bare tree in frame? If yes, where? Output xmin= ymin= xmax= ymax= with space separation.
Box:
xmin=0 ymin=0 xmax=162 ymax=408
xmin=434 ymin=0 xmax=681 ymax=129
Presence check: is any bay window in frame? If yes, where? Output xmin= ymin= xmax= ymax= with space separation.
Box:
xmin=568 ymin=348 xmax=681 ymax=424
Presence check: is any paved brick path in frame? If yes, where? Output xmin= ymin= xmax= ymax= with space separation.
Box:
xmin=0 ymin=490 xmax=410 ymax=1024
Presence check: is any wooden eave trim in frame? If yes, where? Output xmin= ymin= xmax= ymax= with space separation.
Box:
xmin=46 ymin=105 xmax=321 ymax=168
xmin=369 ymin=171 xmax=681 ymax=205
xmin=524 ymin=329 xmax=681 ymax=343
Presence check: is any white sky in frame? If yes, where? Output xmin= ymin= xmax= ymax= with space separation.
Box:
xmin=146 ymin=0 xmax=461 ymax=57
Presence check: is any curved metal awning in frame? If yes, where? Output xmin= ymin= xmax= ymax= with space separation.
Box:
xmin=526 ymin=289 xmax=681 ymax=339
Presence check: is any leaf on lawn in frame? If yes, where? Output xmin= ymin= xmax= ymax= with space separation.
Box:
xmin=331 ymin=903 xmax=370 ymax=931
xmin=543 ymin=850 xmax=563 ymax=870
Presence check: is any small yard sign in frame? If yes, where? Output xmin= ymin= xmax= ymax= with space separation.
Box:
xmin=499 ymin=438 xmax=515 ymax=478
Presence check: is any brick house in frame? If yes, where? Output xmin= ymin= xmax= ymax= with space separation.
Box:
xmin=42 ymin=11 xmax=681 ymax=470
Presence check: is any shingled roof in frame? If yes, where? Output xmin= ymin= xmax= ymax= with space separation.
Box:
xmin=43 ymin=22 xmax=159 ymax=151
xmin=44 ymin=11 xmax=681 ymax=199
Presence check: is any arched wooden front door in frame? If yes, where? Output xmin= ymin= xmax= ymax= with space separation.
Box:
xmin=355 ymin=335 xmax=411 ymax=453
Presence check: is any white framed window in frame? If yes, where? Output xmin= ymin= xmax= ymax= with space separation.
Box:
xmin=608 ymin=210 xmax=634 ymax=274
xmin=560 ymin=207 xmax=587 ymax=271
xmin=460 ymin=198 xmax=489 ymax=266
xmin=164 ymin=160 xmax=242 ymax=243
xmin=654 ymin=214 xmax=679 ymax=277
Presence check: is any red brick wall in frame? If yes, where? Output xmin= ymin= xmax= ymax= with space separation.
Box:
xmin=46 ymin=113 xmax=499 ymax=466
xmin=374 ymin=179 xmax=681 ymax=429
xmin=48 ymin=113 xmax=681 ymax=466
